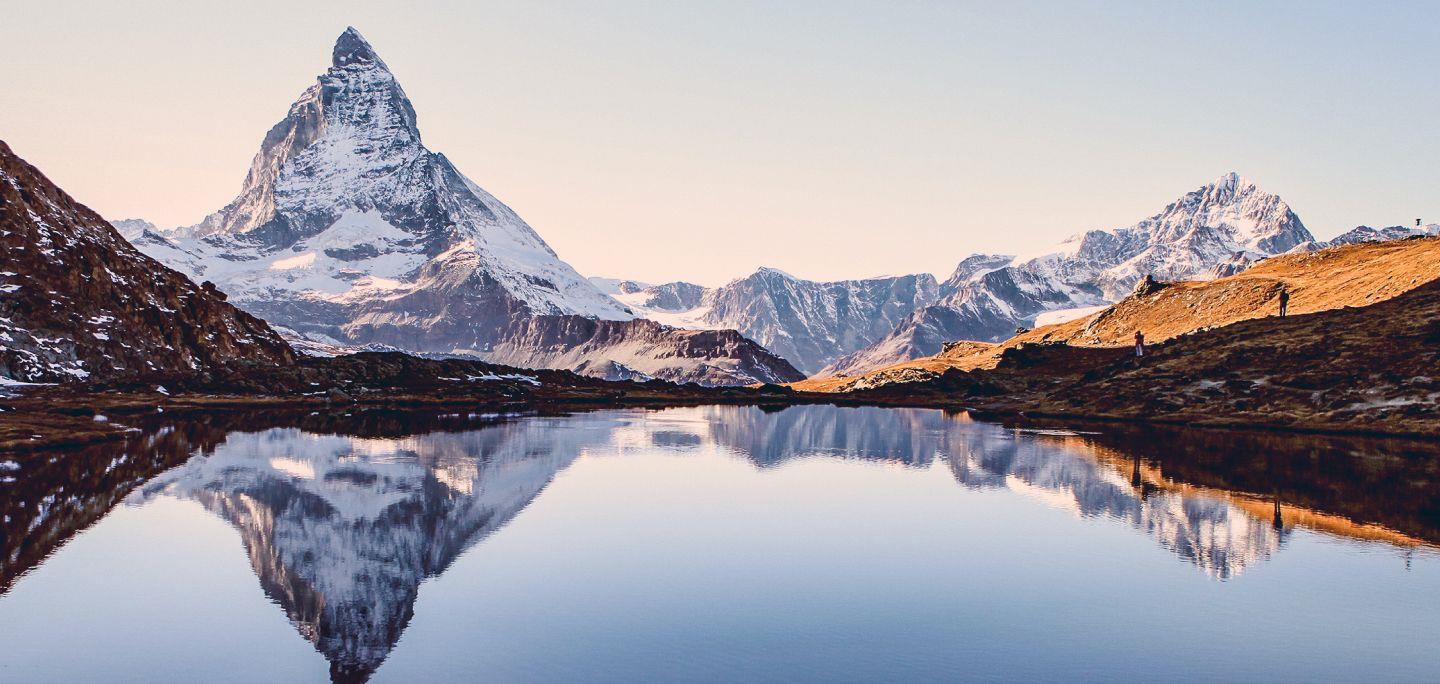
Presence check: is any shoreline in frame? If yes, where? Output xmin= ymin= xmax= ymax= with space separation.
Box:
xmin=6 ymin=381 xmax=1438 ymax=454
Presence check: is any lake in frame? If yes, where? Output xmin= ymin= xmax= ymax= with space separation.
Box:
xmin=2 ymin=405 xmax=1438 ymax=682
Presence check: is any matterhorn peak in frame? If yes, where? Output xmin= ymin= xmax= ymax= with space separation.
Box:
xmin=332 ymin=26 xmax=385 ymax=68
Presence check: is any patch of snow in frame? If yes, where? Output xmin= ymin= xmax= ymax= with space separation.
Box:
xmin=270 ymin=252 xmax=318 ymax=270
xmin=1034 ymin=305 xmax=1110 ymax=327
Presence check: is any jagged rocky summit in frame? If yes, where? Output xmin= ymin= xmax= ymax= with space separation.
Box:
xmin=129 ymin=28 xmax=800 ymax=386
xmin=0 ymin=140 xmax=294 ymax=383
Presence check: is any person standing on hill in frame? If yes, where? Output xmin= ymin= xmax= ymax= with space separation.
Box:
xmin=1134 ymin=331 xmax=1146 ymax=360
xmin=1278 ymin=286 xmax=1290 ymax=318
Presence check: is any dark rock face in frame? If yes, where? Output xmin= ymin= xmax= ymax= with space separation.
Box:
xmin=0 ymin=141 xmax=295 ymax=382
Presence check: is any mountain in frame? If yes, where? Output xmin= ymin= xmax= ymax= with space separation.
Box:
xmin=800 ymin=237 xmax=1440 ymax=436
xmin=0 ymin=140 xmax=294 ymax=383
xmin=801 ymin=235 xmax=1440 ymax=392
xmin=822 ymin=173 xmax=1314 ymax=376
xmin=1316 ymin=223 xmax=1440 ymax=248
xmin=128 ymin=28 xmax=796 ymax=386
xmin=609 ymin=269 xmax=941 ymax=375
xmin=697 ymin=269 xmax=939 ymax=375
xmin=616 ymin=280 xmax=708 ymax=312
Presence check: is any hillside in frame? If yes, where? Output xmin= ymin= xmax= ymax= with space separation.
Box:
xmin=820 ymin=252 xmax=1440 ymax=436
xmin=800 ymin=237 xmax=1440 ymax=392
xmin=0 ymin=140 xmax=295 ymax=382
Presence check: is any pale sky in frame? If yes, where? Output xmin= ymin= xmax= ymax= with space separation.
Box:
xmin=2 ymin=1 xmax=1436 ymax=286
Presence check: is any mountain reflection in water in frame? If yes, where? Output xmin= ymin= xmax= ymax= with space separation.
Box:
xmin=2 ymin=405 xmax=1437 ymax=682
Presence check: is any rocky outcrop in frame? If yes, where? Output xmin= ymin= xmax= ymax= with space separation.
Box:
xmin=0 ymin=140 xmax=294 ymax=382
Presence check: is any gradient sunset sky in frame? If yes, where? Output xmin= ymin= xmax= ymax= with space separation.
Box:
xmin=2 ymin=1 xmax=1435 ymax=285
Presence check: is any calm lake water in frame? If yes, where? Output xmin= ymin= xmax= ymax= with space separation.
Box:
xmin=2 ymin=405 xmax=1438 ymax=682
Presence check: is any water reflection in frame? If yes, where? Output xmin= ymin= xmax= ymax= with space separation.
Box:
xmin=3 ymin=405 xmax=1438 ymax=681
xmin=130 ymin=418 xmax=618 ymax=682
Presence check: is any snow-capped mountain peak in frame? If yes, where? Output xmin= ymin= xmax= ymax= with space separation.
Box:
xmin=141 ymin=27 xmax=631 ymax=324
xmin=122 ymin=29 xmax=806 ymax=386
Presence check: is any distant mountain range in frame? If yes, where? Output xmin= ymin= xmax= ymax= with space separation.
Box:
xmin=604 ymin=173 xmax=1414 ymax=377
xmin=88 ymin=28 xmax=1430 ymax=383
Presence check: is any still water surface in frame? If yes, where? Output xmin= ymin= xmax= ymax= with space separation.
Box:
xmin=2 ymin=405 xmax=1438 ymax=682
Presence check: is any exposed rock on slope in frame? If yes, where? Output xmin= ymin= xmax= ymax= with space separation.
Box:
xmin=126 ymin=28 xmax=794 ymax=386
xmin=823 ymin=173 xmax=1314 ymax=377
xmin=0 ymin=141 xmax=294 ymax=382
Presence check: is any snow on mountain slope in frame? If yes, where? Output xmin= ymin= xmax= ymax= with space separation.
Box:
xmin=587 ymin=276 xmax=652 ymax=296
xmin=123 ymin=28 xmax=799 ymax=385
xmin=822 ymin=173 xmax=1314 ymax=377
